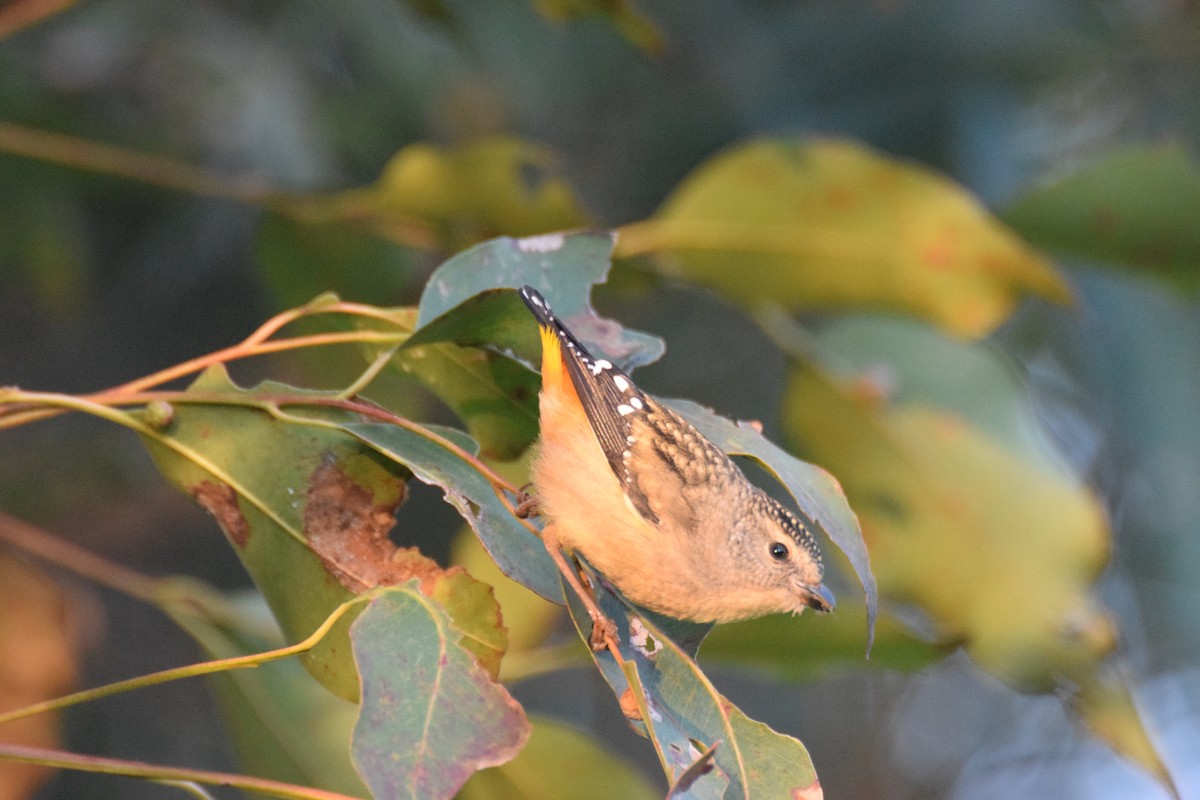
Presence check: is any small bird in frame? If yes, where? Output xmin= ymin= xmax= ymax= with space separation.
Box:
xmin=518 ymin=287 xmax=833 ymax=644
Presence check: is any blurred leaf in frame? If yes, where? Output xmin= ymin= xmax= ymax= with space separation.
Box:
xmin=565 ymin=568 xmax=820 ymax=799
xmin=256 ymin=212 xmax=421 ymax=310
xmin=417 ymin=232 xmax=665 ymax=372
xmin=627 ymin=138 xmax=1070 ymax=337
xmin=1003 ymin=145 xmax=1200 ymax=289
xmin=141 ymin=366 xmax=507 ymax=699
xmin=0 ymin=0 xmax=77 ymax=39
xmin=460 ymin=715 xmax=659 ymax=800
xmin=334 ymin=137 xmax=590 ymax=251
xmin=1073 ymin=676 xmax=1178 ymax=797
xmin=701 ymin=604 xmax=949 ymax=682
xmin=341 ymin=421 xmax=562 ymax=603
xmin=0 ymin=554 xmax=82 ymax=800
xmin=772 ymin=316 xmax=1173 ymax=786
xmin=531 ymin=0 xmax=663 ymax=53
xmin=666 ymin=398 xmax=876 ymax=652
xmin=452 ymin=528 xmax=562 ymax=654
xmin=163 ymin=587 xmax=367 ymax=796
xmin=775 ymin=317 xmax=1112 ymax=688
xmin=350 ymin=586 xmax=530 ymax=800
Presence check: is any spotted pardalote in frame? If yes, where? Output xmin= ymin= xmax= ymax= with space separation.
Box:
xmin=519 ymin=286 xmax=834 ymax=629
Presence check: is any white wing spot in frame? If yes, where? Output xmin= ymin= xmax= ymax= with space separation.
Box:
xmin=516 ymin=233 xmax=565 ymax=253
xmin=629 ymin=396 xmax=644 ymax=409
xmin=588 ymin=358 xmax=613 ymax=376
xmin=612 ymin=374 xmax=631 ymax=391
xmin=617 ymin=404 xmax=635 ymax=416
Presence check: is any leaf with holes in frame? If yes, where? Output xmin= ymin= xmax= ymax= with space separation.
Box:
xmin=564 ymin=569 xmax=819 ymax=800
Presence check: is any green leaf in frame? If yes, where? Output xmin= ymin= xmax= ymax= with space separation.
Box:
xmin=371 ymin=233 xmax=665 ymax=459
xmin=393 ymin=334 xmax=542 ymax=461
xmin=334 ymin=137 xmax=590 ymax=251
xmin=460 ymin=715 xmax=660 ymax=800
xmin=342 ymin=422 xmax=562 ymax=603
xmin=417 ymin=231 xmax=665 ymax=371
xmin=350 ymin=585 xmax=530 ymax=800
xmin=1002 ymin=145 xmax=1200 ymax=289
xmin=564 ymin=567 xmax=819 ymax=799
xmin=665 ymin=398 xmax=877 ymax=652
xmin=140 ymin=367 xmax=508 ymax=700
xmin=140 ymin=367 xmax=397 ymax=701
xmin=631 ymin=138 xmax=1070 ymax=337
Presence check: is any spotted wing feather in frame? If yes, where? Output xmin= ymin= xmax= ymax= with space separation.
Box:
xmin=520 ymin=287 xmax=659 ymax=522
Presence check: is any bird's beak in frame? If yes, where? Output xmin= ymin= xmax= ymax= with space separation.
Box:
xmin=801 ymin=583 xmax=836 ymax=613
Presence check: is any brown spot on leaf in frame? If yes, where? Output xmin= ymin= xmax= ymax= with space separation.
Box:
xmin=304 ymin=457 xmax=411 ymax=592
xmin=619 ymin=688 xmax=643 ymax=721
xmin=303 ymin=456 xmax=476 ymax=596
xmin=792 ymin=780 xmax=823 ymax=800
xmin=193 ymin=481 xmax=250 ymax=548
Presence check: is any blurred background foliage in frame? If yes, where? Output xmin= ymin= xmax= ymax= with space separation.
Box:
xmin=1 ymin=0 xmax=1199 ymax=798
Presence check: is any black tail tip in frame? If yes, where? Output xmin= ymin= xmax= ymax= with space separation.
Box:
xmin=518 ymin=286 xmax=553 ymax=320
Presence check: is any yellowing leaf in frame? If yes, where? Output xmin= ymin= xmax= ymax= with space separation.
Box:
xmin=624 ymin=138 xmax=1070 ymax=337
xmin=778 ymin=326 xmax=1110 ymax=688
xmin=452 ymin=528 xmax=562 ymax=655
xmin=335 ymin=137 xmax=590 ymax=250
xmin=774 ymin=316 xmax=1171 ymax=787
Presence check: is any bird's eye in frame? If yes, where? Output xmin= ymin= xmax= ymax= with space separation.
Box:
xmin=769 ymin=542 xmax=789 ymax=561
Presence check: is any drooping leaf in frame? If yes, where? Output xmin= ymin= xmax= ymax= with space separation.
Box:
xmin=665 ymin=398 xmax=876 ymax=653
xmin=775 ymin=317 xmax=1112 ymax=686
xmin=341 ymin=421 xmax=562 ymax=603
xmin=332 ymin=137 xmax=590 ymax=251
xmin=772 ymin=315 xmax=1171 ymax=787
xmin=140 ymin=366 xmax=507 ymax=699
xmin=460 ymin=715 xmax=660 ymax=800
xmin=350 ymin=586 xmax=529 ymax=800
xmin=628 ymin=138 xmax=1070 ymax=337
xmin=563 ymin=567 xmax=820 ymax=800
xmin=1002 ymin=145 xmax=1200 ymax=290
